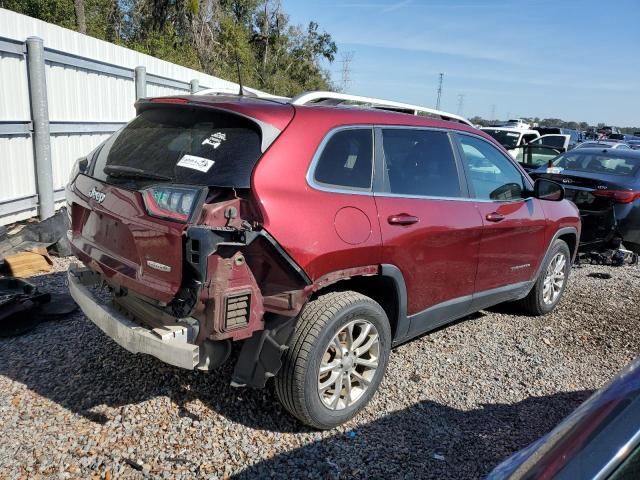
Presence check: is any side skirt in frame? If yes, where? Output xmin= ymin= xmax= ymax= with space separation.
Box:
xmin=392 ymin=280 xmax=533 ymax=346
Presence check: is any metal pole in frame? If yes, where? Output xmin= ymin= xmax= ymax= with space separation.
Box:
xmin=26 ymin=36 xmax=55 ymax=220
xmin=134 ymin=66 xmax=146 ymax=100
xmin=190 ymin=79 xmax=199 ymax=94
xmin=435 ymin=73 xmax=444 ymax=110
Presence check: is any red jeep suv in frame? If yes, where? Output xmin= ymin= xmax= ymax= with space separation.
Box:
xmin=66 ymin=95 xmax=580 ymax=429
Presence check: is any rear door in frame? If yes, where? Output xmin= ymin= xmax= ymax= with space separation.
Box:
xmin=373 ymin=127 xmax=483 ymax=337
xmin=453 ymin=133 xmax=547 ymax=302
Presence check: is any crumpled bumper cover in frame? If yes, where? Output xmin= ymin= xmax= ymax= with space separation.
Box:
xmin=67 ymin=263 xmax=200 ymax=370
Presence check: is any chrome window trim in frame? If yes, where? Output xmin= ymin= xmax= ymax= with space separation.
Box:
xmin=305 ymin=125 xmax=375 ymax=196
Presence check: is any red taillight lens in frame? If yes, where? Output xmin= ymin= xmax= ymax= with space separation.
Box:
xmin=142 ymin=186 xmax=202 ymax=222
xmin=592 ymin=190 xmax=640 ymax=204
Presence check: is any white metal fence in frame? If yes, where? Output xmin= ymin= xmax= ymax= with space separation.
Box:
xmin=0 ymin=8 xmax=264 ymax=225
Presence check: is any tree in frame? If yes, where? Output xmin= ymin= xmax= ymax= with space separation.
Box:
xmin=2 ymin=0 xmax=338 ymax=95
xmin=74 ymin=0 xmax=86 ymax=33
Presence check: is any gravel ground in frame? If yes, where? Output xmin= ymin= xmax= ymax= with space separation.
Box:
xmin=0 ymin=257 xmax=638 ymax=479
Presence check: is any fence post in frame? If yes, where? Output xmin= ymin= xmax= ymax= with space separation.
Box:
xmin=190 ymin=79 xmax=199 ymax=94
xmin=26 ymin=36 xmax=55 ymax=221
xmin=134 ymin=66 xmax=146 ymax=100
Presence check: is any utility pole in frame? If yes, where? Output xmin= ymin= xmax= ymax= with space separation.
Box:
xmin=435 ymin=73 xmax=444 ymax=110
xmin=339 ymin=51 xmax=354 ymax=93
xmin=490 ymin=104 xmax=496 ymax=122
xmin=456 ymin=94 xmax=465 ymax=115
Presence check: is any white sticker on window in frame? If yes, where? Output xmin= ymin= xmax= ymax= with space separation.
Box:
xmin=506 ymin=132 xmax=519 ymax=137
xmin=546 ymin=166 xmax=563 ymax=174
xmin=176 ymin=154 xmax=215 ymax=173
xmin=344 ymin=154 xmax=358 ymax=169
xmin=202 ymin=132 xmax=227 ymax=149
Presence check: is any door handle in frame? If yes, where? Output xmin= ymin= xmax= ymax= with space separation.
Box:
xmin=486 ymin=212 xmax=505 ymax=222
xmin=388 ymin=214 xmax=419 ymax=226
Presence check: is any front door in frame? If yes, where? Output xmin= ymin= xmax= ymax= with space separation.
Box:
xmin=374 ymin=127 xmax=484 ymax=338
xmin=453 ymin=133 xmax=547 ymax=304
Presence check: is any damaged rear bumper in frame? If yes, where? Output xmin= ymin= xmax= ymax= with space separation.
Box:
xmin=67 ymin=263 xmax=200 ymax=370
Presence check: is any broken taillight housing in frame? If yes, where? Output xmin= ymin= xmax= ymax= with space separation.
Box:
xmin=141 ymin=186 xmax=205 ymax=222
xmin=592 ymin=190 xmax=640 ymax=204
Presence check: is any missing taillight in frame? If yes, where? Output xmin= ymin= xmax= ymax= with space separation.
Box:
xmin=141 ymin=186 xmax=205 ymax=222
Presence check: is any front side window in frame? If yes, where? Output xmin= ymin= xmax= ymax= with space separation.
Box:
xmin=457 ymin=134 xmax=526 ymax=201
xmin=380 ymin=128 xmax=461 ymax=198
xmin=313 ymin=128 xmax=373 ymax=189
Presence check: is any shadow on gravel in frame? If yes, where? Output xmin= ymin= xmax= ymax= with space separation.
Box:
xmin=0 ymin=269 xmax=593 ymax=447
xmin=0 ymin=270 xmax=305 ymax=431
xmin=234 ymin=389 xmax=593 ymax=480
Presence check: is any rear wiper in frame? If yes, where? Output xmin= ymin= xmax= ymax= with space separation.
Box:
xmin=104 ymin=165 xmax=172 ymax=181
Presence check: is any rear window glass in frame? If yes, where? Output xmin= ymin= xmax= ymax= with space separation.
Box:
xmin=91 ymin=107 xmax=262 ymax=188
xmin=313 ymin=128 xmax=373 ymax=189
xmin=553 ymin=152 xmax=640 ymax=176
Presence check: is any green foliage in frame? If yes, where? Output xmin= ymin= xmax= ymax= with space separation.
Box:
xmin=2 ymin=0 xmax=337 ymax=95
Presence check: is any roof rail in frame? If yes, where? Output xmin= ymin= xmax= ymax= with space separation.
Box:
xmin=291 ymin=91 xmax=473 ymax=126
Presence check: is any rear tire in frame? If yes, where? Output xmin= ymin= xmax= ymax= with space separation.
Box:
xmin=517 ymin=239 xmax=571 ymax=316
xmin=275 ymin=291 xmax=391 ymax=430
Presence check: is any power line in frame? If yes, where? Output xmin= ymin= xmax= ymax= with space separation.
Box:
xmin=435 ymin=73 xmax=444 ymax=110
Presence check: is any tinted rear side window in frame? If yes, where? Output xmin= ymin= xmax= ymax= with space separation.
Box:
xmin=91 ymin=107 xmax=262 ymax=188
xmin=380 ymin=128 xmax=461 ymax=198
xmin=313 ymin=128 xmax=373 ymax=189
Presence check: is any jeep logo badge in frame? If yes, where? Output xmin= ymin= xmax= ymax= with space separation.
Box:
xmin=88 ymin=187 xmax=106 ymax=203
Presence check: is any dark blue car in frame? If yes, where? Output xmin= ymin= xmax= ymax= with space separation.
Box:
xmin=530 ymin=148 xmax=640 ymax=253
xmin=488 ymin=357 xmax=640 ymax=479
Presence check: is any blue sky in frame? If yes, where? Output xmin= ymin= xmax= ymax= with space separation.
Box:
xmin=284 ymin=0 xmax=640 ymax=126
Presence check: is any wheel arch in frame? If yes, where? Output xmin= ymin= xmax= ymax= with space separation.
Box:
xmin=308 ymin=264 xmax=409 ymax=345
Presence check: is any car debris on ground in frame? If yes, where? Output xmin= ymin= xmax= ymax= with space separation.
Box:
xmin=0 ymin=210 xmax=76 ymax=336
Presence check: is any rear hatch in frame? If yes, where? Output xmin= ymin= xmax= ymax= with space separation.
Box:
xmin=68 ymin=100 xmax=292 ymax=303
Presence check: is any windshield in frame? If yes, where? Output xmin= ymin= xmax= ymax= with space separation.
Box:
xmin=482 ymin=130 xmax=521 ymax=148
xmin=552 ymin=152 xmax=640 ymax=176
xmin=91 ymin=107 xmax=262 ymax=188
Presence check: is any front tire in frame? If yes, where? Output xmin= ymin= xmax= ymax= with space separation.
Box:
xmin=275 ymin=291 xmax=391 ymax=429
xmin=518 ymin=239 xmax=571 ymax=315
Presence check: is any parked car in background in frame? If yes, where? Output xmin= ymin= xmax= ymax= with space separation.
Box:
xmin=480 ymin=127 xmax=540 ymax=158
xmin=65 ymin=93 xmax=581 ymax=429
xmin=511 ymin=135 xmax=572 ymax=171
xmin=627 ymin=140 xmax=640 ymax=150
xmin=576 ymin=141 xmax=631 ymax=150
xmin=530 ymin=148 xmax=640 ymax=253
xmin=533 ymin=127 xmax=582 ymax=147
xmin=488 ymin=356 xmax=640 ymax=480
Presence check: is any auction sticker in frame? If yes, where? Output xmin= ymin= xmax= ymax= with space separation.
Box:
xmin=176 ymin=154 xmax=214 ymax=173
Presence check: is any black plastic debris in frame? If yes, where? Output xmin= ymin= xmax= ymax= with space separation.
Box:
xmin=0 ymin=209 xmax=70 ymax=259
xmin=0 ymin=277 xmax=77 ymax=337
xmin=588 ymin=272 xmax=613 ymax=280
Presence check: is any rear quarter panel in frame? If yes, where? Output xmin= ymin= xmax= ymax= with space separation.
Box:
xmin=251 ymin=108 xmax=382 ymax=281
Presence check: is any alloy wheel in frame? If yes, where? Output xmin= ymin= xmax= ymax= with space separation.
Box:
xmin=542 ymin=252 xmax=566 ymax=305
xmin=317 ymin=319 xmax=380 ymax=410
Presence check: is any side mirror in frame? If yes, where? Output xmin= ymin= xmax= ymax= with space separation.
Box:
xmin=78 ymin=157 xmax=88 ymax=173
xmin=534 ymin=178 xmax=564 ymax=201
